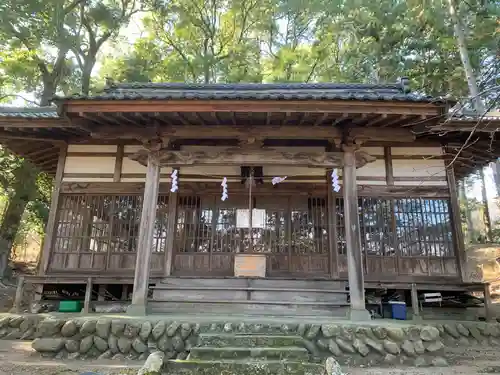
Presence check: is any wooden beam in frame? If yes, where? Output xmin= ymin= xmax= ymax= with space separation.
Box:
xmin=65 ymin=99 xmax=443 ymax=116
xmin=129 ymin=148 xmax=377 ymax=169
xmin=430 ymin=120 xmax=500 ymax=132
xmin=39 ymin=145 xmax=67 ymax=275
xmin=0 ymin=131 xmax=67 ymax=143
xmin=364 ymin=114 xmax=388 ymax=127
xmin=0 ymin=119 xmax=70 ymax=128
xmin=92 ymin=124 xmax=415 ymax=143
xmin=128 ymin=152 xmax=161 ymax=315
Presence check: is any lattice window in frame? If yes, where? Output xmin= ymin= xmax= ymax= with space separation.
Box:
xmin=176 ymin=196 xmax=214 ymax=253
xmin=394 ymin=198 xmax=454 ymax=257
xmin=54 ymin=194 xmax=143 ymax=254
xmin=152 ymin=195 xmax=170 ymax=253
xmin=359 ymin=197 xmax=394 ymax=256
xmin=335 ymin=197 xmax=454 ymax=257
xmin=290 ymin=198 xmax=328 ymax=255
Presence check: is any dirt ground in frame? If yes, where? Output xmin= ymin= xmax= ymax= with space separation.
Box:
xmin=1 ymin=341 xmax=500 ymax=375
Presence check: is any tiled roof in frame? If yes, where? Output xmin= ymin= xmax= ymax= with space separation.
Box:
xmin=0 ymin=106 xmax=58 ymax=118
xmin=53 ymin=80 xmax=448 ymax=104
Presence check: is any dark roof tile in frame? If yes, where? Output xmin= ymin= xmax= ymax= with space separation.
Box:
xmin=54 ymin=80 xmax=447 ymax=104
xmin=0 ymin=106 xmax=58 ymax=118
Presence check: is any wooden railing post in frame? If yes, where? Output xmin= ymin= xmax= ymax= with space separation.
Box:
xmin=343 ymin=145 xmax=370 ymax=321
xmin=127 ymin=152 xmax=161 ymax=315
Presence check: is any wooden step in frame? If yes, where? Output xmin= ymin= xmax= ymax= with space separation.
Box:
xmin=153 ymin=286 xmax=348 ymax=294
xmin=152 ymin=285 xmax=348 ymax=303
xmin=148 ymin=300 xmax=349 ymax=317
xmin=159 ymin=277 xmax=346 ymax=290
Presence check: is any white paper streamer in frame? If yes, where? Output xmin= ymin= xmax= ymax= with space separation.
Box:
xmin=170 ymin=169 xmax=178 ymax=193
xmin=331 ymin=169 xmax=341 ymax=192
xmin=271 ymin=176 xmax=287 ymax=185
xmin=221 ymin=177 xmax=228 ymax=201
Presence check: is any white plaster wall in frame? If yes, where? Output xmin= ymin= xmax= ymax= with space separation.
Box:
xmin=64 ymin=156 xmax=115 ymax=175
xmin=360 ymin=146 xmax=384 ymax=157
xmin=357 ymin=159 xmax=386 ymax=178
xmin=391 ymin=146 xmax=443 ymax=156
xmin=393 ymin=159 xmax=447 ymax=178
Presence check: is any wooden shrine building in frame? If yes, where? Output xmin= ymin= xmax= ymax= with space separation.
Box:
xmin=1 ymin=80 xmax=499 ymax=319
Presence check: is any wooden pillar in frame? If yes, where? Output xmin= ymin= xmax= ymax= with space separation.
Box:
xmin=114 ymin=144 xmax=124 ymax=182
xmin=410 ymin=283 xmax=422 ymax=321
xmin=326 ymin=170 xmax=339 ymax=279
xmin=484 ymin=282 xmax=495 ymax=322
xmin=446 ymin=165 xmax=466 ymax=282
xmin=39 ymin=144 xmax=67 ymax=275
xmin=479 ymin=168 xmax=493 ymax=242
xmin=164 ymin=170 xmax=178 ymax=277
xmin=83 ymin=277 xmax=92 ymax=313
xmin=342 ymin=146 xmax=370 ymax=321
xmin=127 ymin=153 xmax=161 ymax=315
xmin=11 ymin=275 xmax=25 ymax=313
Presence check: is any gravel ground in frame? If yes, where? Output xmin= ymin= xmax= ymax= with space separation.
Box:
xmin=1 ymin=340 xmax=500 ymax=375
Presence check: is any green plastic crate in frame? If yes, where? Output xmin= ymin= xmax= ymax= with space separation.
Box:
xmin=59 ymin=300 xmax=81 ymax=312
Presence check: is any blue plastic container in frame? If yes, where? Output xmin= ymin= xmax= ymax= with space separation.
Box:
xmin=389 ymin=301 xmax=407 ymax=320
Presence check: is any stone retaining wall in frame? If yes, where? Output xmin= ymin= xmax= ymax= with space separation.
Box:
xmin=0 ymin=314 xmax=499 ymax=367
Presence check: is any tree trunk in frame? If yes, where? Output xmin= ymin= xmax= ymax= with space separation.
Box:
xmin=479 ymin=167 xmax=493 ymax=242
xmin=447 ymin=0 xmax=485 ymax=112
xmin=81 ymin=57 xmax=96 ymax=95
xmin=0 ymin=160 xmax=39 ymax=279
xmin=39 ymin=80 xmax=56 ymax=107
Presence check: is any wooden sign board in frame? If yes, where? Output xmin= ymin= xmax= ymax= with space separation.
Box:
xmin=234 ymin=254 xmax=266 ymax=278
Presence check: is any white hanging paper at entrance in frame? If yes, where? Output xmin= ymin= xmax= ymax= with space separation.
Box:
xmin=271 ymin=176 xmax=287 ymax=185
xmin=221 ymin=177 xmax=228 ymax=201
xmin=170 ymin=169 xmax=178 ymax=193
xmin=331 ymin=169 xmax=341 ymax=192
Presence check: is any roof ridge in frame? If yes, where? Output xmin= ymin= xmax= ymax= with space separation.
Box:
xmin=105 ymin=82 xmax=405 ymax=92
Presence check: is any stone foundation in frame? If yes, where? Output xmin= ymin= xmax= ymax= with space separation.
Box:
xmin=0 ymin=314 xmax=499 ymax=368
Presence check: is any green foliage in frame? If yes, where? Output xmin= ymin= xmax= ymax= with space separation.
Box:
xmin=94 ymin=0 xmax=498 ymax=104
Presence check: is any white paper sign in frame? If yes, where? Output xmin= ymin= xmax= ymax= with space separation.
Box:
xmin=236 ymin=209 xmax=266 ymax=228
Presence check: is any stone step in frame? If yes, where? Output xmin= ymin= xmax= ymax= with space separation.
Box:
xmin=198 ymin=333 xmax=305 ymax=348
xmin=165 ymin=359 xmax=323 ymax=375
xmin=189 ymin=346 xmax=310 ymax=361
